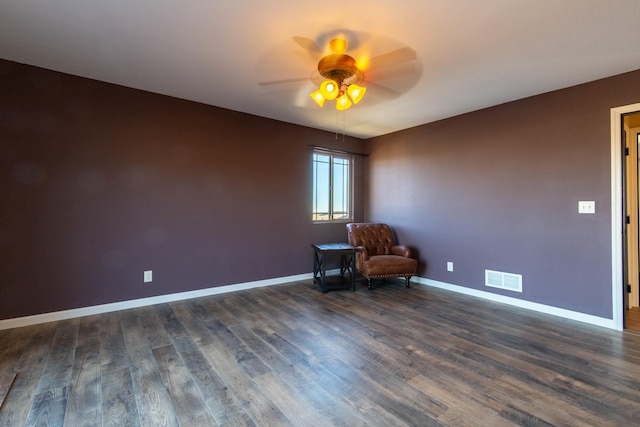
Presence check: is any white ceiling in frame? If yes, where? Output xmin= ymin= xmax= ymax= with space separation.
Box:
xmin=1 ymin=1 xmax=639 ymax=139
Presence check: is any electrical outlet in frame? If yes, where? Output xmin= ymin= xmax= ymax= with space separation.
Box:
xmin=447 ymin=262 xmax=453 ymax=272
xmin=144 ymin=270 xmax=152 ymax=283
xmin=578 ymin=201 xmax=595 ymax=214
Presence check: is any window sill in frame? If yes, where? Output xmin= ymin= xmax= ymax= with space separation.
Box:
xmin=313 ymin=219 xmax=353 ymax=225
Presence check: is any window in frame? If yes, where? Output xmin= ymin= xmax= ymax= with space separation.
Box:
xmin=312 ymin=151 xmax=352 ymax=222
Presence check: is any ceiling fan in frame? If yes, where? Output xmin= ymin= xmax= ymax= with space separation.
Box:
xmin=258 ymin=34 xmax=418 ymax=110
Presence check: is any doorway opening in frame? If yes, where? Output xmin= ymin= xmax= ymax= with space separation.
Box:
xmin=624 ymin=112 xmax=640 ymax=334
xmin=610 ymin=103 xmax=640 ymax=331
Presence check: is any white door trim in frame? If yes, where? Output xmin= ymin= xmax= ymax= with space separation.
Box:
xmin=611 ymin=103 xmax=640 ymax=331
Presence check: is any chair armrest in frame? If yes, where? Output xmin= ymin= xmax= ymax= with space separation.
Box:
xmin=391 ymin=245 xmax=413 ymax=258
xmin=355 ymin=245 xmax=369 ymax=261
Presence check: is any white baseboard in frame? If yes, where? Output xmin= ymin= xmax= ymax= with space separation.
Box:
xmin=0 ymin=272 xmax=315 ymax=331
xmin=0 ymin=272 xmax=616 ymax=331
xmin=413 ymin=277 xmax=615 ymax=330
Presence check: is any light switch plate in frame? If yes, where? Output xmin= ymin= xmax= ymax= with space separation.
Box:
xmin=578 ymin=201 xmax=595 ymax=214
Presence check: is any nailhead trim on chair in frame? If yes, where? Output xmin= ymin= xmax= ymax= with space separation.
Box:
xmin=360 ymin=273 xmax=413 ymax=279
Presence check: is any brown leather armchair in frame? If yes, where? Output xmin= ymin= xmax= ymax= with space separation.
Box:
xmin=346 ymin=223 xmax=417 ymax=289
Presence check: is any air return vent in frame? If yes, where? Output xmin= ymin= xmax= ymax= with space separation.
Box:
xmin=485 ymin=270 xmax=522 ymax=292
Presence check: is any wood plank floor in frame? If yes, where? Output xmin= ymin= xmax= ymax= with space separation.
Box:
xmin=626 ymin=307 xmax=640 ymax=335
xmin=1 ymin=279 xmax=640 ymax=426
xmin=0 ymin=373 xmax=17 ymax=409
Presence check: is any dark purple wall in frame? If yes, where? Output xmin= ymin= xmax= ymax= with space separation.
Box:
xmin=366 ymin=69 xmax=640 ymax=319
xmin=0 ymin=60 xmax=365 ymax=320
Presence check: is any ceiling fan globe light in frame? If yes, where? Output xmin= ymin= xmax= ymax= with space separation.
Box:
xmin=310 ymin=90 xmax=325 ymax=107
xmin=347 ymin=84 xmax=366 ymax=104
xmin=329 ymin=38 xmax=347 ymax=54
xmin=336 ymin=94 xmax=352 ymax=111
xmin=319 ymin=80 xmax=339 ymax=100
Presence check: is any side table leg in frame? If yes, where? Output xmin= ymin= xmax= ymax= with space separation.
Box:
xmin=351 ymin=251 xmax=356 ymax=291
xmin=320 ymin=252 xmax=327 ymax=293
xmin=313 ymin=251 xmax=319 ymax=284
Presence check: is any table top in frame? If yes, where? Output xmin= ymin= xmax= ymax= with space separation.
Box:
xmin=311 ymin=243 xmax=355 ymax=252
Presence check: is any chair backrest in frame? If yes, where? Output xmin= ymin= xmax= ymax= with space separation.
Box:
xmin=346 ymin=223 xmax=394 ymax=256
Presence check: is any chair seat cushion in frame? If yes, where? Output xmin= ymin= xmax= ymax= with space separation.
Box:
xmin=362 ymin=255 xmax=417 ymax=278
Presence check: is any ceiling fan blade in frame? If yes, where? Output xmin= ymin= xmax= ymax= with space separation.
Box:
xmin=366 ymin=61 xmax=419 ymax=81
xmin=365 ymin=82 xmax=402 ymax=99
xmin=258 ymin=77 xmax=310 ymax=86
xmin=292 ymin=36 xmax=323 ymax=58
xmin=366 ymin=47 xmax=417 ymax=71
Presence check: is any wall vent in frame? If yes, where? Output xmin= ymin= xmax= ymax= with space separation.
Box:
xmin=485 ymin=270 xmax=522 ymax=292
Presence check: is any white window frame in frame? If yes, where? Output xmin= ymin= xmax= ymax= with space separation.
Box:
xmin=312 ymin=150 xmax=353 ymax=223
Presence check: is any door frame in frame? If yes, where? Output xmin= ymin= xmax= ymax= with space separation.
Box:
xmin=611 ymin=103 xmax=640 ymax=331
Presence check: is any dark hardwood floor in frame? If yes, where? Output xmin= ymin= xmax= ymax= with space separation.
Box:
xmin=1 ymin=279 xmax=640 ymax=426
xmin=626 ymin=307 xmax=640 ymax=335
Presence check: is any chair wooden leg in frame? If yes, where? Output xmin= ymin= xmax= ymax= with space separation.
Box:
xmin=405 ymin=276 xmax=411 ymax=288
xmin=367 ymin=278 xmax=373 ymax=290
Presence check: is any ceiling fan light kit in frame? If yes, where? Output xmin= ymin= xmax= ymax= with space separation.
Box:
xmin=309 ymin=38 xmax=367 ymax=110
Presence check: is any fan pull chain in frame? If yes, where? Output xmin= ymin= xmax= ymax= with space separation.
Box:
xmin=342 ymin=110 xmax=346 ymax=141
xmin=334 ymin=110 xmax=347 ymax=141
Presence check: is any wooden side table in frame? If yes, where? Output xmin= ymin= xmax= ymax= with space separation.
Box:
xmin=311 ymin=243 xmax=356 ymax=293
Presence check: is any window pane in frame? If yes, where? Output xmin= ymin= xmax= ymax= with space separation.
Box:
xmin=332 ymin=157 xmax=350 ymax=220
xmin=312 ymin=152 xmax=352 ymax=222
xmin=313 ymin=154 xmax=330 ymax=221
